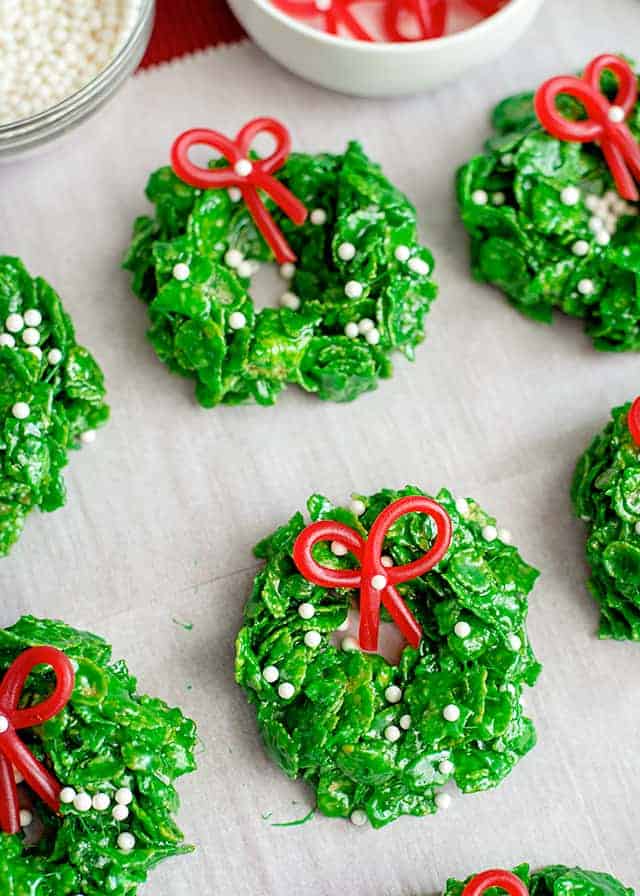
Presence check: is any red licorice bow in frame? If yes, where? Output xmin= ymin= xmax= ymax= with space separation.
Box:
xmin=385 ymin=0 xmax=447 ymax=42
xmin=628 ymin=396 xmax=640 ymax=446
xmin=171 ymin=118 xmax=308 ymax=265
xmin=535 ymin=54 xmax=640 ymax=201
xmin=0 ymin=646 xmax=75 ymax=835
xmin=271 ymin=0 xmax=377 ymax=41
xmin=462 ymin=870 xmax=530 ymax=896
xmin=293 ymin=496 xmax=452 ymax=652
xmin=464 ymin=0 xmax=508 ymax=14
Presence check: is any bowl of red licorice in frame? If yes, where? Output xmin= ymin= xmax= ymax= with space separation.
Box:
xmin=227 ymin=0 xmax=543 ymax=96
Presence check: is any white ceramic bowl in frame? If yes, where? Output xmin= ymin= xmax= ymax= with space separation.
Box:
xmin=227 ymin=0 xmax=544 ymax=97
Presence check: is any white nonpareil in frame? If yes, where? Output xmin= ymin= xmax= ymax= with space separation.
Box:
xmin=0 ymin=0 xmax=143 ymax=125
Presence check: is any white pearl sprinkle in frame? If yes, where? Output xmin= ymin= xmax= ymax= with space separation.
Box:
xmin=384 ymin=725 xmax=401 ymax=743
xmin=115 ymin=788 xmax=133 ymax=806
xmin=341 ymin=636 xmax=359 ymax=652
xmin=344 ymin=281 xmax=363 ymax=299
xmin=5 ymin=314 xmax=24 ymax=333
xmin=578 ymin=278 xmax=595 ymax=296
xmin=23 ymin=309 xmax=42 ymax=327
xmin=508 ymin=634 xmax=522 ymax=651
xmin=22 ymin=327 xmax=40 ymax=346
xmin=443 ymin=704 xmax=460 ymax=722
xmin=0 ymin=334 xmax=15 ymax=348
xmin=28 ymin=346 xmax=42 ymax=360
xmin=278 ymin=682 xmax=295 ymax=700
xmin=234 ymin=159 xmax=253 ymax=177
xmin=80 ymin=430 xmax=96 ymax=444
xmin=344 ymin=322 xmax=359 ymax=339
xmin=338 ymin=242 xmax=356 ymax=261
xmin=394 ymin=245 xmax=411 ymax=262
xmin=380 ymin=555 xmax=393 ymax=568
xmin=331 ymin=541 xmax=348 ymax=556
xmin=298 ymin=603 xmax=316 ymax=620
xmin=608 ymin=105 xmax=625 ymax=123
xmin=310 ymin=208 xmax=327 ymax=226
xmin=371 ymin=574 xmax=387 ymax=590
xmin=365 ymin=328 xmax=380 ymax=346
xmin=262 ymin=665 xmax=279 ymax=683
xmin=385 ymin=685 xmax=403 ymax=704
xmin=228 ymin=187 xmax=242 ymax=202
xmin=455 ymin=498 xmax=470 ymax=517
xmin=280 ymin=291 xmax=301 ymax=311
xmin=73 ymin=792 xmax=92 ymax=812
xmin=492 ymin=191 xmax=506 ymax=206
xmin=596 ymin=230 xmax=611 ymax=246
xmin=408 ymin=257 xmax=430 ymax=276
xmin=358 ymin=318 xmax=374 ymax=334
xmin=47 ymin=349 xmax=62 ymax=365
xmin=350 ymin=809 xmax=367 ymax=826
xmin=585 ymin=194 xmax=600 ymax=212
xmin=501 ymin=153 xmax=514 ymax=166
xmin=482 ymin=525 xmax=498 ymax=542
xmin=454 ymin=621 xmax=471 ymax=639
xmin=439 ymin=759 xmax=455 ymax=775
xmin=472 ymin=189 xmax=488 ymax=206
xmin=350 ymin=499 xmax=366 ymax=517
xmin=498 ymin=528 xmax=512 ymax=544
xmin=172 ymin=263 xmax=190 ymax=282
xmin=560 ymin=186 xmax=580 ymax=206
xmin=117 ymin=832 xmax=136 ymax=853
xmin=229 ymin=311 xmax=247 ymax=330
xmin=280 ymin=263 xmax=296 ymax=280
xmin=572 ymin=240 xmax=590 ymax=257
xmin=92 ymin=793 xmax=111 ymax=812
xmin=435 ymin=793 xmax=452 ymax=810
xmin=304 ymin=630 xmax=322 ymax=649
xmin=237 ymin=261 xmax=253 ymax=279
xmin=225 ymin=249 xmax=243 ymax=269
xmin=0 ymin=716 xmax=9 ymax=734
xmin=60 ymin=787 xmax=76 ymax=804
xmin=12 ymin=402 xmax=30 ymax=420
xmin=19 ymin=809 xmax=33 ymax=827
xmin=399 ymin=714 xmax=411 ymax=730
xmin=112 ymin=803 xmax=129 ymax=822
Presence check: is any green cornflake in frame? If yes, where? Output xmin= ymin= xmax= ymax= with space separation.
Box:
xmin=443 ymin=864 xmax=633 ymax=896
xmin=235 ymin=486 xmax=541 ymax=828
xmin=123 ymin=142 xmax=437 ymax=406
xmin=0 ymin=616 xmax=198 ymax=896
xmin=571 ymin=399 xmax=640 ymax=640
xmin=456 ymin=61 xmax=640 ymax=350
xmin=0 ymin=256 xmax=109 ymax=557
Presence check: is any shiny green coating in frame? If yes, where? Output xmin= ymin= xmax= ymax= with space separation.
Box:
xmin=444 ymin=864 xmax=633 ymax=896
xmin=0 ymin=257 xmax=109 ymax=557
xmin=456 ymin=63 xmax=640 ymax=350
xmin=235 ymin=486 xmax=541 ymax=828
xmin=0 ymin=616 xmax=197 ymax=895
xmin=571 ymin=399 xmax=640 ymax=640
xmin=123 ymin=142 xmax=437 ymax=406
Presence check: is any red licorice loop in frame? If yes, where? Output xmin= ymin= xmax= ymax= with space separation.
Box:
xmin=271 ymin=0 xmax=377 ymax=41
xmin=171 ymin=117 xmax=308 ymax=264
xmin=462 ymin=870 xmax=530 ymax=896
xmin=292 ymin=496 xmax=452 ymax=651
xmin=534 ymin=54 xmax=640 ymax=201
xmin=385 ymin=0 xmax=446 ymax=42
xmin=0 ymin=646 xmax=75 ymax=835
xmin=628 ymin=396 xmax=640 ymax=446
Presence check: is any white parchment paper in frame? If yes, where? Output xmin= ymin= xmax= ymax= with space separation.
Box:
xmin=1 ymin=1 xmax=640 ymax=892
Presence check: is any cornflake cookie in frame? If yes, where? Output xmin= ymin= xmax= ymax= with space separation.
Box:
xmin=447 ymin=865 xmax=633 ymax=896
xmin=235 ymin=486 xmax=541 ymax=828
xmin=124 ymin=118 xmax=437 ymax=407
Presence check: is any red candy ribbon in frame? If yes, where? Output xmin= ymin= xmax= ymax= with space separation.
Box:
xmin=171 ymin=118 xmax=308 ymax=265
xmin=535 ymin=54 xmax=640 ymax=201
xmin=628 ymin=396 xmax=640 ymax=446
xmin=385 ymin=0 xmax=446 ymax=41
xmin=0 ymin=646 xmax=75 ymax=835
xmin=462 ymin=870 xmax=530 ymax=896
xmin=293 ymin=496 xmax=452 ymax=652
xmin=271 ymin=0 xmax=377 ymax=40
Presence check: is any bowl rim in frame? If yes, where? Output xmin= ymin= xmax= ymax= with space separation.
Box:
xmin=241 ymin=0 xmax=539 ymax=52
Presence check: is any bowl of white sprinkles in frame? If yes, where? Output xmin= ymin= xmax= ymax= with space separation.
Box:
xmin=0 ymin=0 xmax=155 ymax=159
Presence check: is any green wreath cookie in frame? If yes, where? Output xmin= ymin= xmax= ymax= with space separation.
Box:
xmin=0 ymin=256 xmax=109 ymax=557
xmin=457 ymin=56 xmax=640 ymax=350
xmin=571 ymin=396 xmax=640 ymax=640
xmin=235 ymin=485 xmax=541 ymax=828
xmin=124 ymin=119 xmax=437 ymax=407
xmin=445 ymin=864 xmax=633 ymax=896
xmin=0 ymin=616 xmax=197 ymax=895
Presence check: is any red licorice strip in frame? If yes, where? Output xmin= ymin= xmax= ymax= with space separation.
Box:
xmin=293 ymin=496 xmax=452 ymax=651
xmin=0 ymin=646 xmax=75 ymax=834
xmin=385 ymin=0 xmax=447 ymax=42
xmin=462 ymin=870 xmax=530 ymax=896
xmin=535 ymin=54 xmax=640 ymax=201
xmin=171 ymin=118 xmax=308 ymax=265
xmin=271 ymin=0 xmax=377 ymax=41
xmin=628 ymin=396 xmax=640 ymax=446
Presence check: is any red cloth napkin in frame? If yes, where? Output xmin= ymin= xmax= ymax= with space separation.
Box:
xmin=140 ymin=0 xmax=244 ymax=68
